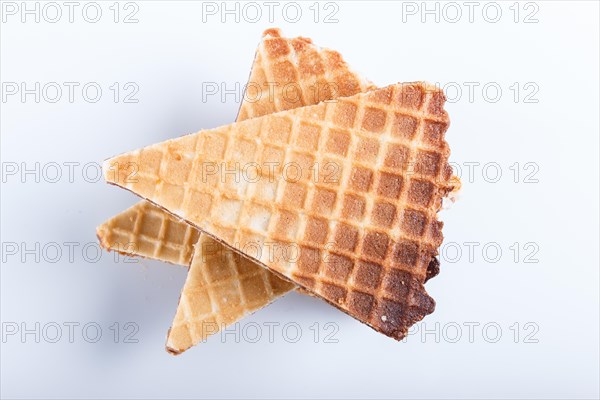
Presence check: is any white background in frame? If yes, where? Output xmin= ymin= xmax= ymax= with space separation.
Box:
xmin=1 ymin=1 xmax=599 ymax=399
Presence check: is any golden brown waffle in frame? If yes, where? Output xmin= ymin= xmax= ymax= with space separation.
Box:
xmin=166 ymin=234 xmax=294 ymax=354
xmin=237 ymin=28 xmax=375 ymax=120
xmin=103 ymin=82 xmax=455 ymax=340
xmin=98 ymin=28 xmax=375 ymax=349
xmin=98 ymin=28 xmax=374 ymax=266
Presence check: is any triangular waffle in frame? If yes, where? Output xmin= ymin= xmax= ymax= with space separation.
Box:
xmin=166 ymin=234 xmax=294 ymax=354
xmin=97 ymin=28 xmax=374 ymax=267
xmin=103 ymin=82 xmax=455 ymax=339
xmin=98 ymin=29 xmax=376 ymax=349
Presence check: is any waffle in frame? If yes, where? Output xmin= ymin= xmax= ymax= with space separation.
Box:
xmin=237 ymin=28 xmax=375 ymax=119
xmin=166 ymin=234 xmax=294 ymax=354
xmin=103 ymin=82 xmax=455 ymax=340
xmin=97 ymin=201 xmax=198 ymax=266
xmin=98 ymin=28 xmax=374 ymax=266
xmin=98 ymin=28 xmax=375 ymax=348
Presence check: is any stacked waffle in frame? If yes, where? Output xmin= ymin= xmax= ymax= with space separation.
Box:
xmin=98 ymin=28 xmax=457 ymax=354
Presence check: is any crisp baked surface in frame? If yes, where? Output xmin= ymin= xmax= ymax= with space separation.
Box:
xmin=166 ymin=234 xmax=294 ymax=354
xmin=98 ymin=28 xmax=376 ymax=350
xmin=238 ymin=28 xmax=374 ymax=120
xmin=97 ymin=201 xmax=199 ymax=266
xmin=97 ymin=28 xmax=373 ymax=267
xmin=104 ymin=82 xmax=454 ymax=339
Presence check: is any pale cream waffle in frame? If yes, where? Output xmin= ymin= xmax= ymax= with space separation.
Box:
xmin=97 ymin=28 xmax=374 ymax=266
xmin=103 ymin=82 xmax=455 ymax=340
xmin=166 ymin=234 xmax=294 ymax=354
xmin=97 ymin=201 xmax=199 ymax=266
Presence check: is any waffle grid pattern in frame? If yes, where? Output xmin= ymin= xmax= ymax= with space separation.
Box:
xmin=106 ymin=82 xmax=453 ymax=339
xmin=97 ymin=202 xmax=199 ymax=266
xmin=238 ymin=28 xmax=375 ymax=120
xmin=100 ymin=28 xmax=378 ymax=349
xmin=98 ymin=28 xmax=372 ymax=269
xmin=167 ymin=234 xmax=294 ymax=354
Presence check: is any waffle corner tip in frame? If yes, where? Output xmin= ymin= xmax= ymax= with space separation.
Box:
xmin=165 ymin=345 xmax=183 ymax=356
xmin=165 ymin=329 xmax=188 ymax=355
xmin=262 ymin=27 xmax=282 ymax=38
xmin=95 ymin=225 xmax=110 ymax=250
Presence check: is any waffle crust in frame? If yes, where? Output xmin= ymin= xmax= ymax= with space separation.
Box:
xmin=166 ymin=234 xmax=294 ymax=354
xmin=98 ymin=29 xmax=375 ymax=350
xmin=104 ymin=82 xmax=454 ymax=340
xmin=97 ymin=28 xmax=374 ymax=266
